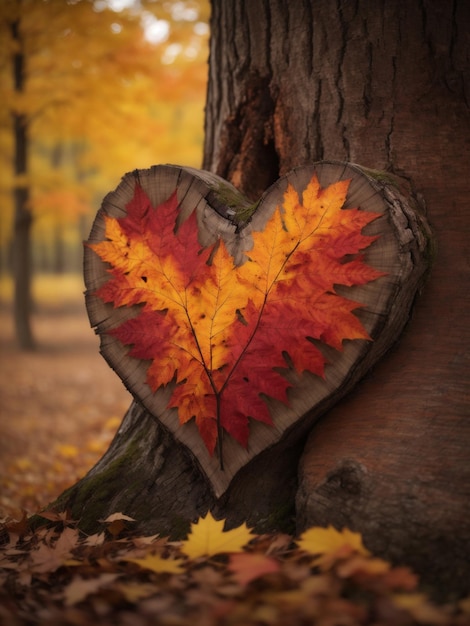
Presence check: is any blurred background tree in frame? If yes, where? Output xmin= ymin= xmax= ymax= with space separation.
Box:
xmin=0 ymin=0 xmax=209 ymax=348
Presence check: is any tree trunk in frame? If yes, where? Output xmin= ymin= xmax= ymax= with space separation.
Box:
xmin=11 ymin=18 xmax=35 ymax=350
xmin=292 ymin=0 xmax=470 ymax=597
xmin=51 ymin=0 xmax=469 ymax=597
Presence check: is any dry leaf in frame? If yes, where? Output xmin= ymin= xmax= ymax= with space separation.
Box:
xmin=393 ymin=593 xmax=451 ymax=625
xmin=336 ymin=554 xmax=390 ymax=578
xmin=124 ymin=553 xmax=185 ymax=574
xmin=180 ymin=512 xmax=252 ymax=559
xmin=28 ymin=527 xmax=80 ymax=574
xmin=99 ymin=512 xmax=137 ymax=523
xmin=228 ymin=552 xmax=280 ymax=585
xmin=63 ymin=573 xmax=120 ymax=606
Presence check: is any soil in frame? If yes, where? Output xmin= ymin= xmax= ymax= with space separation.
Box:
xmin=0 ymin=303 xmax=132 ymax=519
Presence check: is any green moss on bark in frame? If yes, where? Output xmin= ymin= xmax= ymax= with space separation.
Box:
xmin=45 ymin=438 xmax=147 ymax=534
xmin=208 ymin=182 xmax=260 ymax=225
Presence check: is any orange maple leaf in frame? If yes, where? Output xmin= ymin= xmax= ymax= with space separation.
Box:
xmin=89 ymin=174 xmax=384 ymax=463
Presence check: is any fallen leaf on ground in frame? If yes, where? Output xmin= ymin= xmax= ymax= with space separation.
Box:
xmin=63 ymin=573 xmax=120 ymax=606
xmin=29 ymin=526 xmax=80 ymax=573
xmin=124 ymin=553 xmax=185 ymax=574
xmin=99 ymin=512 xmax=137 ymax=523
xmin=228 ymin=552 xmax=281 ymax=585
xmin=297 ymin=525 xmax=370 ymax=567
xmin=180 ymin=511 xmax=252 ymax=559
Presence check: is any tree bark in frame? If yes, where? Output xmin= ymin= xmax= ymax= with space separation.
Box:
xmin=292 ymin=1 xmax=470 ymax=597
xmin=52 ymin=0 xmax=469 ymax=597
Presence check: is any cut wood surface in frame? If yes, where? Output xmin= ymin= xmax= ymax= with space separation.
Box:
xmin=83 ymin=161 xmax=430 ymax=498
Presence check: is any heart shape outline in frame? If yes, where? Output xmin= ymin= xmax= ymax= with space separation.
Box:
xmin=85 ymin=162 xmax=425 ymax=497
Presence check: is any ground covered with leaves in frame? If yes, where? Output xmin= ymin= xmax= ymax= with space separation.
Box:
xmin=1 ymin=292 xmax=469 ymax=625
xmin=0 ymin=292 xmax=131 ymax=517
xmin=2 ymin=511 xmax=470 ymax=626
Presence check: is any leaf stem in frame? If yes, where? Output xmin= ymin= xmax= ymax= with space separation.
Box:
xmin=183 ymin=303 xmax=225 ymax=468
xmin=218 ymin=237 xmax=301 ymax=396
xmin=215 ymin=392 xmax=224 ymax=471
xmin=219 ymin=203 xmax=332 ymax=388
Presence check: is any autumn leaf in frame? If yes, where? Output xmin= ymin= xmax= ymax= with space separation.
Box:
xmin=124 ymin=553 xmax=185 ymax=574
xmin=297 ymin=525 xmax=370 ymax=568
xmin=179 ymin=512 xmax=253 ymax=559
xmin=63 ymin=573 xmax=120 ymax=606
xmin=3 ymin=511 xmax=29 ymax=538
xmin=228 ymin=552 xmax=281 ymax=586
xmin=99 ymin=512 xmax=137 ymax=523
xmin=0 ymin=514 xmax=464 ymax=625
xmin=29 ymin=526 xmax=80 ymax=573
xmin=35 ymin=510 xmax=76 ymax=524
xmin=98 ymin=512 xmax=136 ymax=537
xmin=392 ymin=593 xmax=451 ymax=624
xmin=336 ymin=554 xmax=390 ymax=578
xmin=115 ymin=582 xmax=164 ymax=603
xmin=89 ymin=174 xmax=384 ymax=460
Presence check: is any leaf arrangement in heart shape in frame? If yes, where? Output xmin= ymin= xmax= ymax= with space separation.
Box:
xmin=88 ymin=171 xmax=385 ymax=466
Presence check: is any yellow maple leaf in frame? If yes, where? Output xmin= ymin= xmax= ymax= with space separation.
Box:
xmin=297 ymin=525 xmax=370 ymax=559
xmin=187 ymin=240 xmax=250 ymax=371
xmin=244 ymin=205 xmax=296 ymax=296
xmin=281 ymin=175 xmax=344 ymax=243
xmin=180 ymin=512 xmax=253 ymax=559
xmin=90 ymin=215 xmax=130 ymax=272
xmin=124 ymin=553 xmax=185 ymax=574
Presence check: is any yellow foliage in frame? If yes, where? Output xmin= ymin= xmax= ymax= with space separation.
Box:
xmin=55 ymin=444 xmax=79 ymax=459
xmin=180 ymin=511 xmax=253 ymax=559
xmin=124 ymin=554 xmax=185 ymax=575
xmin=0 ymin=0 xmax=209 ymax=249
xmin=297 ymin=525 xmax=370 ymax=560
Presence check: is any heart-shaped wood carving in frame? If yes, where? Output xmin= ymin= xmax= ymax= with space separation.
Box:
xmin=84 ymin=162 xmax=429 ymax=497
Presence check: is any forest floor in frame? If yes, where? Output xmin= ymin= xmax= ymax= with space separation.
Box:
xmin=1 ymin=276 xmax=469 ymax=625
xmin=0 ymin=277 xmax=132 ymax=518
